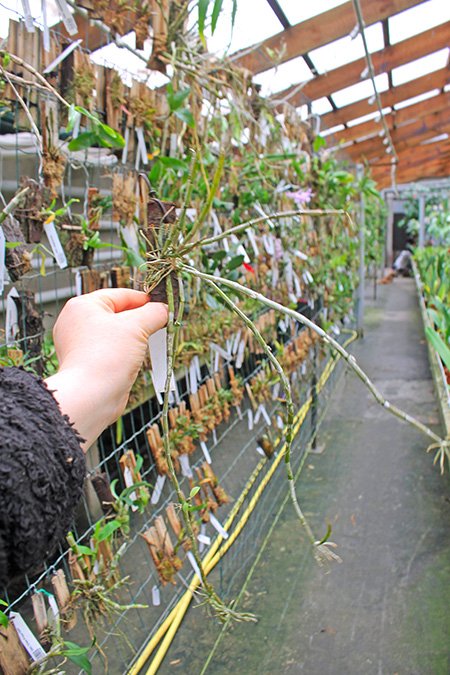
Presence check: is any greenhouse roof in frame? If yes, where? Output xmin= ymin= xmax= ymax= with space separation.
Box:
xmin=0 ymin=0 xmax=448 ymax=188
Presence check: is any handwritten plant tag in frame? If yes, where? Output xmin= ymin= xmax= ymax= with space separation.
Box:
xmin=44 ymin=219 xmax=68 ymax=269
xmin=151 ymin=475 xmax=166 ymax=505
xmin=10 ymin=612 xmax=46 ymax=661
xmin=148 ymin=328 xmax=176 ymax=397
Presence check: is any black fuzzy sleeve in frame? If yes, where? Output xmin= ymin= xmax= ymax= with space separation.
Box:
xmin=0 ymin=367 xmax=86 ymax=587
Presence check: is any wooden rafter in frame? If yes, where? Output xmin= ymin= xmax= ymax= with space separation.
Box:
xmin=320 ymin=68 xmax=449 ymax=130
xmin=372 ymin=142 xmax=450 ymax=188
xmin=328 ymin=92 xmax=450 ymax=147
xmin=342 ymin=109 xmax=450 ymax=161
xmin=230 ymin=0 xmax=426 ymax=74
xmin=272 ymin=22 xmax=450 ymax=108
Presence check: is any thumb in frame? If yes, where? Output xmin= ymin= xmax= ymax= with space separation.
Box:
xmin=119 ymin=301 xmax=168 ymax=340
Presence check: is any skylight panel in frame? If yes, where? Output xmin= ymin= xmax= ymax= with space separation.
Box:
xmin=281 ymin=0 xmax=347 ymax=25
xmin=332 ymin=74 xmax=389 ymax=108
xmin=311 ymin=97 xmax=333 ymax=115
xmin=207 ymin=0 xmax=277 ymax=56
xmin=322 ymin=124 xmax=346 ymax=137
xmin=308 ymin=23 xmax=384 ymax=75
xmin=347 ymin=108 xmax=391 ymax=127
xmin=394 ymin=90 xmax=440 ymax=110
xmin=389 ymin=0 xmax=450 ymax=44
xmin=254 ymin=56 xmax=313 ymax=97
xmin=391 ymin=49 xmax=449 ymax=86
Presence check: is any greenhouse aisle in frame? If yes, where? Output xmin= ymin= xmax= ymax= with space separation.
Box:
xmin=164 ymin=279 xmax=450 ymax=675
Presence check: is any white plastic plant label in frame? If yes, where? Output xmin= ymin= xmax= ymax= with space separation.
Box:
xmin=136 ymin=127 xmax=148 ymax=165
xmin=74 ymin=270 xmax=82 ymax=296
xmin=186 ymin=550 xmax=202 ymax=579
xmin=41 ymin=0 xmax=50 ymax=51
xmin=260 ymin=404 xmax=271 ymax=426
xmin=236 ymin=405 xmax=242 ymax=420
xmin=6 ymin=287 xmax=19 ymax=346
xmin=21 ymin=0 xmax=35 ymax=32
xmin=148 ymin=328 xmax=176 ymax=396
xmin=54 ymin=0 xmax=78 ymax=35
xmin=247 ymin=409 xmax=254 ymax=431
xmin=189 ymin=360 xmax=198 ymax=394
xmin=272 ymin=382 xmax=280 ymax=400
xmin=179 ymin=454 xmax=193 ymax=478
xmin=293 ymin=273 xmax=301 ymax=297
xmin=235 ymin=339 xmax=246 ymax=369
xmin=256 ymin=445 xmax=265 ymax=457
xmin=43 ymin=38 xmax=82 ymax=73
xmin=294 ymin=249 xmax=308 ymax=261
xmin=209 ymin=514 xmax=229 ymax=539
xmin=10 ymin=612 xmax=46 ymax=661
xmin=247 ymin=229 xmax=259 ymax=257
xmin=253 ymin=406 xmax=261 ymax=425
xmin=44 ymin=219 xmax=68 ymax=269
xmin=236 ymin=244 xmax=250 ymax=264
xmin=200 ymin=441 xmax=212 ymax=464
xmin=152 ymin=585 xmax=161 ymax=606
xmin=121 ymin=126 xmax=130 ymax=164
xmin=209 ymin=342 xmax=230 ymax=360
xmin=232 ymin=331 xmax=241 ymax=355
xmin=123 ymin=467 xmax=138 ymax=511
xmin=0 ymin=226 xmax=5 ymax=295
xmin=198 ymin=533 xmax=211 ymax=546
xmin=212 ymin=429 xmax=218 ymax=446
xmin=277 ymin=415 xmax=284 ymax=429
xmin=151 ymin=475 xmax=166 ymax=505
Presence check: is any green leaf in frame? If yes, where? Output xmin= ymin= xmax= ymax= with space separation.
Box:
xmin=226 ymin=254 xmax=244 ymax=271
xmin=63 ymin=641 xmax=91 ymax=656
xmin=68 ymin=132 xmax=97 ymax=151
xmin=65 ymin=651 xmax=92 ymax=674
xmin=95 ymin=520 xmax=121 ymax=542
xmin=0 ymin=610 xmax=8 ymax=628
xmin=74 ymin=105 xmax=100 ymax=125
xmin=98 ymin=123 xmax=125 ymax=148
xmin=66 ymin=104 xmax=78 ymax=132
xmin=231 ymin=0 xmax=237 ymax=28
xmin=75 ymin=545 xmax=96 ymax=557
xmin=148 ymin=161 xmax=162 ymax=184
xmin=198 ymin=0 xmax=209 ymax=46
xmin=317 ymin=522 xmax=332 ymax=546
xmin=5 ymin=241 xmax=22 ymax=249
xmin=190 ymin=486 xmax=201 ymax=499
xmin=0 ymin=600 xmax=8 ymax=607
xmin=174 ymin=108 xmax=195 ymax=129
xmin=313 ymin=135 xmax=326 ymax=152
xmin=425 ymin=326 xmax=450 ymax=370
xmin=158 ymin=156 xmax=189 ymax=171
xmin=166 ymin=85 xmax=191 ymax=112
xmin=211 ymin=0 xmax=224 ymax=34
xmin=3 ymin=53 xmax=10 ymax=68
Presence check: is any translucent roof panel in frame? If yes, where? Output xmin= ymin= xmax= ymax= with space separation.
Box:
xmin=391 ymin=49 xmax=449 ymax=86
xmin=282 ymin=0 xmax=348 ymax=25
xmin=394 ymin=90 xmax=440 ymax=111
xmin=347 ymin=108 xmax=392 ymax=127
xmin=311 ymin=97 xmax=333 ymax=115
xmin=0 ymin=0 xmax=60 ymax=37
xmin=207 ymin=0 xmax=278 ymax=56
xmin=308 ymin=23 xmax=384 ymax=74
xmin=389 ymin=0 xmax=450 ymax=43
xmin=332 ymin=73 xmax=389 ymax=108
xmin=254 ymin=56 xmax=314 ymax=97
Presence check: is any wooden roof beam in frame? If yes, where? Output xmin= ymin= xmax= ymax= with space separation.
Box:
xmin=321 ymin=67 xmax=449 ymax=130
xmin=342 ymin=115 xmax=450 ymax=161
xmin=328 ymin=92 xmax=450 ymax=146
xmin=272 ymin=22 xmax=450 ymax=107
xmin=231 ymin=0 xmax=426 ymax=74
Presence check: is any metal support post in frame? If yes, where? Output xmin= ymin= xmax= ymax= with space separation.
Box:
xmin=357 ymin=166 xmax=365 ymax=336
xmin=386 ymin=192 xmax=394 ymax=268
xmin=418 ymin=194 xmax=426 ymax=248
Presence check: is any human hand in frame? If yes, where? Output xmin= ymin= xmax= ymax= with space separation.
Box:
xmin=45 ymin=289 xmax=167 ymax=450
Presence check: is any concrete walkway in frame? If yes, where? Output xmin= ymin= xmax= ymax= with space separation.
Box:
xmin=181 ymin=279 xmax=450 ymax=674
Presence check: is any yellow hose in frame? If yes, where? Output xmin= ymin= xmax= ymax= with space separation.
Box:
xmin=128 ymin=332 xmax=357 ymax=675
